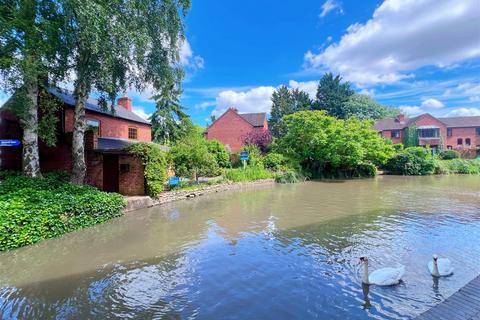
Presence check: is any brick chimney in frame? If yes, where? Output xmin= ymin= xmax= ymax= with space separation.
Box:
xmin=396 ymin=114 xmax=406 ymax=124
xmin=84 ymin=130 xmax=98 ymax=150
xmin=229 ymin=107 xmax=238 ymax=113
xmin=118 ymin=95 xmax=132 ymax=111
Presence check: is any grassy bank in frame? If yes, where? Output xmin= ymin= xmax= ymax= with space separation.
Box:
xmin=434 ymin=159 xmax=480 ymax=174
xmin=0 ymin=173 xmax=126 ymax=251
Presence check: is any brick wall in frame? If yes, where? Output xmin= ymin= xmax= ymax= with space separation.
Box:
xmin=445 ymin=127 xmax=480 ymax=150
xmin=206 ymin=109 xmax=255 ymax=153
xmin=0 ymin=108 xmax=22 ymax=171
xmin=381 ymin=130 xmax=403 ymax=144
xmin=119 ymin=155 xmax=145 ymax=195
xmin=64 ymin=108 xmax=151 ymax=141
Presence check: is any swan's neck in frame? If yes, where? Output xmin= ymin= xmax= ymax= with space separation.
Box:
xmin=362 ymin=262 xmax=369 ymax=284
xmin=433 ymin=260 xmax=440 ymax=277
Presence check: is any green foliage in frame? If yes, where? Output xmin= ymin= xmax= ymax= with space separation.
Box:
xmin=269 ymin=85 xmax=312 ymax=137
xmin=151 ymin=86 xmax=192 ymax=144
xmin=0 ymin=174 xmax=125 ymax=251
xmin=439 ymin=150 xmax=460 ymax=160
xmin=386 ymin=147 xmax=435 ymax=175
xmin=276 ymin=110 xmax=395 ymax=178
xmin=170 ymin=134 xmax=220 ymax=181
xmin=314 ymin=73 xmax=355 ymax=118
xmin=343 ymin=94 xmax=400 ymax=120
xmin=274 ymin=170 xmax=304 ymax=184
xmin=127 ymin=142 xmax=167 ymax=197
xmin=434 ymin=159 xmax=480 ymax=174
xmin=403 ymin=125 xmax=419 ymax=147
xmin=223 ymin=167 xmax=273 ymax=182
xmin=263 ymin=153 xmax=288 ymax=171
xmin=206 ymin=139 xmax=231 ymax=168
xmin=240 ymin=145 xmax=264 ymax=168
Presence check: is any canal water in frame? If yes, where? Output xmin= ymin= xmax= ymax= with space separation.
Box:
xmin=0 ymin=176 xmax=479 ymax=319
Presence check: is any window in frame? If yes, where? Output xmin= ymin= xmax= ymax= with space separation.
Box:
xmin=391 ymin=130 xmax=400 ymax=138
xmin=418 ymin=128 xmax=439 ymax=138
xmin=86 ymin=119 xmax=100 ymax=134
xmin=466 ymin=138 xmax=471 ymax=146
xmin=457 ymin=138 xmax=463 ymax=145
xmin=476 ymin=128 xmax=480 ymax=136
xmin=447 ymin=145 xmax=452 ymax=150
xmin=128 ymin=127 xmax=138 ymax=140
xmin=447 ymin=128 xmax=452 ymax=137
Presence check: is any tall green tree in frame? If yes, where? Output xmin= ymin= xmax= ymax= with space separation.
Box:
xmin=151 ymin=84 xmax=190 ymax=144
xmin=343 ymin=94 xmax=400 ymax=120
xmin=314 ymin=73 xmax=354 ymax=118
xmin=0 ymin=0 xmax=67 ymax=177
xmin=269 ymin=85 xmax=312 ymax=138
xmin=65 ymin=0 xmax=191 ymax=184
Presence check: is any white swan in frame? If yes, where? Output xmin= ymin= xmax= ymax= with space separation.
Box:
xmin=359 ymin=257 xmax=405 ymax=286
xmin=428 ymin=254 xmax=454 ymax=277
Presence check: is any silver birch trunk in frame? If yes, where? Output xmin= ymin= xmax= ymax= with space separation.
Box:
xmin=70 ymin=80 xmax=88 ymax=184
xmin=21 ymin=82 xmax=41 ymax=177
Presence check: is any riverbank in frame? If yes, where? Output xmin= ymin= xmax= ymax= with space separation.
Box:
xmin=124 ymin=178 xmax=276 ymax=212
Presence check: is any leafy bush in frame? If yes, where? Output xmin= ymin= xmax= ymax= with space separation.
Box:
xmin=263 ymin=153 xmax=287 ymax=171
xmin=385 ymin=147 xmax=435 ymax=175
xmin=206 ymin=139 xmax=231 ymax=168
xmin=439 ymin=150 xmax=460 ymax=160
xmin=0 ymin=174 xmax=125 ymax=251
xmin=276 ymin=111 xmax=395 ymax=178
xmin=239 ymin=145 xmax=264 ymax=168
xmin=170 ymin=135 xmax=220 ymax=180
xmin=127 ymin=142 xmax=168 ymax=197
xmin=275 ymin=170 xmax=304 ymax=183
xmin=434 ymin=159 xmax=480 ymax=174
xmin=223 ymin=166 xmax=273 ymax=182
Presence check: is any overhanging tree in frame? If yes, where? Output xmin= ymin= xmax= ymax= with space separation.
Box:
xmin=64 ymin=0 xmax=191 ymax=184
xmin=0 ymin=0 xmax=68 ymax=177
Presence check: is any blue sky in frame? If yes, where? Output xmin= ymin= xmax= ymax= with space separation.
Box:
xmin=2 ymin=0 xmax=479 ymax=125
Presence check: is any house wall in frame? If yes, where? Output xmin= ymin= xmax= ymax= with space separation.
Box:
xmin=119 ymin=155 xmax=145 ymax=196
xmin=445 ymin=127 xmax=480 ymax=150
xmin=64 ymin=108 xmax=151 ymax=141
xmin=206 ymin=109 xmax=255 ymax=153
xmin=0 ymin=108 xmax=22 ymax=171
xmin=380 ymin=130 xmax=403 ymax=144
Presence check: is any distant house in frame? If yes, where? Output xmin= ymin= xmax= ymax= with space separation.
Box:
xmin=373 ymin=113 xmax=480 ymax=158
xmin=205 ymin=108 xmax=268 ymax=153
xmin=0 ymin=87 xmax=152 ymax=195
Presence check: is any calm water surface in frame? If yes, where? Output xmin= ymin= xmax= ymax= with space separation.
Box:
xmin=1 ymin=176 xmax=480 ymax=319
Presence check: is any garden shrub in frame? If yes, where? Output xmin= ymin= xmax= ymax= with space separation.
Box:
xmin=263 ymin=153 xmax=287 ymax=171
xmin=439 ymin=150 xmax=460 ymax=160
xmin=127 ymin=142 xmax=168 ymax=197
xmin=385 ymin=147 xmax=435 ymax=175
xmin=223 ymin=166 xmax=273 ymax=182
xmin=206 ymin=139 xmax=231 ymax=168
xmin=275 ymin=170 xmax=304 ymax=183
xmin=0 ymin=174 xmax=125 ymax=251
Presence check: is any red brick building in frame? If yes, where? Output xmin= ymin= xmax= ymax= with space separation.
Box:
xmin=374 ymin=113 xmax=480 ymax=158
xmin=205 ymin=108 xmax=269 ymax=153
xmin=0 ymin=88 xmax=153 ymax=195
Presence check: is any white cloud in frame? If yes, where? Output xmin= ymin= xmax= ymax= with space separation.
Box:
xmin=212 ymin=86 xmax=276 ymax=117
xmin=444 ymin=82 xmax=480 ymax=102
xmin=305 ymin=0 xmax=480 ymax=85
xmin=179 ymin=39 xmax=204 ymax=70
xmin=420 ymin=98 xmax=444 ymax=109
xmin=445 ymin=108 xmax=480 ymax=117
xmin=132 ymin=106 xmax=152 ymax=121
xmin=320 ymin=0 xmax=343 ymax=18
xmin=288 ymin=80 xmax=318 ymax=99
xmin=400 ymin=105 xmax=423 ymax=115
xmin=194 ymin=101 xmax=216 ymax=110
xmin=359 ymin=88 xmax=375 ymax=97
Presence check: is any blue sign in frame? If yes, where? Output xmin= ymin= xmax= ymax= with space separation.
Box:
xmin=240 ymin=151 xmax=249 ymax=161
xmin=0 ymin=140 xmax=21 ymax=147
xmin=169 ymin=176 xmax=180 ymax=186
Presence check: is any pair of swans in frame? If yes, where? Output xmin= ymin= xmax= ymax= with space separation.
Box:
xmin=359 ymin=255 xmax=453 ymax=286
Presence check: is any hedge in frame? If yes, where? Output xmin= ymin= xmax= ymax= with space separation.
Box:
xmin=0 ymin=173 xmax=126 ymax=251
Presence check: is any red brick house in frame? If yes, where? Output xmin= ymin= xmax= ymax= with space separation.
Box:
xmin=0 ymin=87 xmax=153 ymax=195
xmin=205 ymin=108 xmax=269 ymax=153
xmin=374 ymin=113 xmax=480 ymax=158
